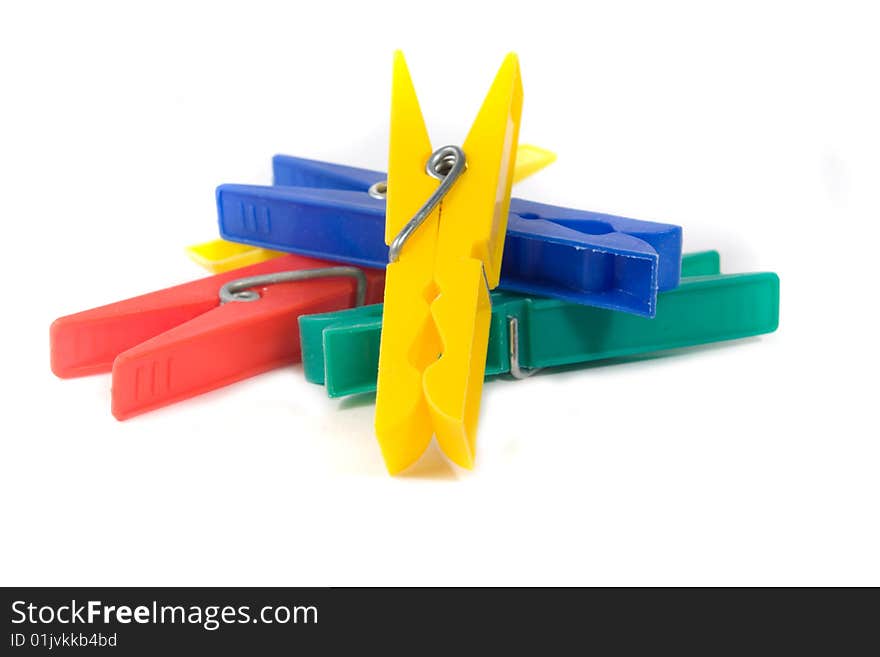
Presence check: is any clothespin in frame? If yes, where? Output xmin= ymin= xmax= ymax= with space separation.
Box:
xmin=212 ymin=156 xmax=682 ymax=316
xmin=299 ymin=251 xmax=780 ymax=398
xmin=367 ymin=51 xmax=522 ymax=473
xmin=50 ymin=255 xmax=384 ymax=419
xmin=187 ymin=146 xmax=556 ymax=274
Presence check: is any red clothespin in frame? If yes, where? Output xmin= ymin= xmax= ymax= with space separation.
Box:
xmin=50 ymin=255 xmax=385 ymax=419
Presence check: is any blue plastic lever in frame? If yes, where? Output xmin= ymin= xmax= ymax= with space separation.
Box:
xmin=217 ymin=155 xmax=683 ymax=316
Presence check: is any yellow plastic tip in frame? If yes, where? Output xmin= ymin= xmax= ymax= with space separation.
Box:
xmin=185 ymin=239 xmax=284 ymax=273
xmin=512 ymin=144 xmax=557 ymax=184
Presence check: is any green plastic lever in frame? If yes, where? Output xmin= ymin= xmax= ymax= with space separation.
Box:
xmin=299 ymin=251 xmax=779 ymax=398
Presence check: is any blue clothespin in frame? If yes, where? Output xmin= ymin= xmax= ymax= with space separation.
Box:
xmin=216 ymin=155 xmax=682 ymax=316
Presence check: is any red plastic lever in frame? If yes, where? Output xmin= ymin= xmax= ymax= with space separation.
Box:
xmin=50 ymin=254 xmax=385 ymax=419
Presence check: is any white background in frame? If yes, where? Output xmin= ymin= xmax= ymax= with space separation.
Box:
xmin=1 ymin=1 xmax=877 ymax=586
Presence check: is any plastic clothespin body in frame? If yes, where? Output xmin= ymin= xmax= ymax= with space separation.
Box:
xmin=50 ymin=255 xmax=384 ymax=419
xmin=368 ymin=52 xmax=522 ymax=473
xmin=299 ymin=251 xmax=780 ymax=397
xmin=215 ymin=166 xmax=682 ymax=317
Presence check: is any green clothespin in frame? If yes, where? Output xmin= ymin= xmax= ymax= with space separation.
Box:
xmin=299 ymin=251 xmax=779 ymax=398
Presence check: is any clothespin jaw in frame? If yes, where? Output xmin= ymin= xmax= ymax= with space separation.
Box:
xmin=384 ymin=51 xmax=438 ymax=249
xmin=452 ymin=51 xmax=523 ymax=288
xmin=374 ymin=52 xmax=523 ymax=473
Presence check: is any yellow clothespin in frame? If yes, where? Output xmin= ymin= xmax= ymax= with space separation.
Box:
xmin=185 ymin=147 xmax=553 ymax=274
xmin=374 ymin=51 xmax=523 ymax=474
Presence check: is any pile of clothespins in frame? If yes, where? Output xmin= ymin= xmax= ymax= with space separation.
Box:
xmin=50 ymin=52 xmax=779 ymax=474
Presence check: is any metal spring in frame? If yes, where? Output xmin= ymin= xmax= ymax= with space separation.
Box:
xmin=367 ymin=146 xmax=464 ymax=203
xmin=508 ymin=316 xmax=541 ymax=379
xmin=218 ymin=267 xmax=368 ymax=306
xmin=387 ymin=145 xmax=467 ymax=263
xmin=427 ymin=148 xmax=460 ymax=179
